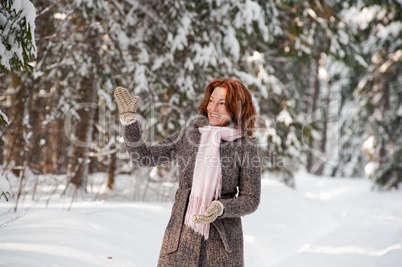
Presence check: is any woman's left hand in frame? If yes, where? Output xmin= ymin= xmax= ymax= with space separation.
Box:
xmin=192 ymin=201 xmax=223 ymax=224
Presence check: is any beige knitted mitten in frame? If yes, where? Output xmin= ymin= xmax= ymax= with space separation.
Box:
xmin=192 ymin=201 xmax=223 ymax=224
xmin=114 ymin=87 xmax=140 ymax=122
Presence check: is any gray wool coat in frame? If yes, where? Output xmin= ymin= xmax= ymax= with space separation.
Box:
xmin=123 ymin=116 xmax=261 ymax=267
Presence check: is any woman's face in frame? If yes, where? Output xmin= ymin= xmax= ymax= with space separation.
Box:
xmin=207 ymin=87 xmax=232 ymax=126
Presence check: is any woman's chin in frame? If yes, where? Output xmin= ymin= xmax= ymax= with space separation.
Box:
xmin=209 ymin=119 xmax=228 ymax=127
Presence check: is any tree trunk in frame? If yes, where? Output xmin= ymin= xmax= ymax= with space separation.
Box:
xmin=107 ymin=145 xmax=117 ymax=190
xmin=66 ymin=24 xmax=100 ymax=189
xmin=4 ymin=73 xmax=28 ymax=175
xmin=27 ymin=91 xmax=49 ymax=174
xmin=315 ymin=87 xmax=330 ymax=175
xmin=68 ymin=76 xmax=98 ymax=189
xmin=0 ymin=75 xmax=10 ymax=166
xmin=306 ymin=57 xmax=320 ymax=173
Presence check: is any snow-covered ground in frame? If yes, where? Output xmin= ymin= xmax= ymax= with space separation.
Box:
xmin=1 ymin=171 xmax=401 ymax=266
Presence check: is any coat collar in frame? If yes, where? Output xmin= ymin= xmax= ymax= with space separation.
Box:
xmin=193 ymin=115 xmax=210 ymax=128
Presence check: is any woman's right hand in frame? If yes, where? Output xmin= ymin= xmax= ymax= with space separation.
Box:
xmin=114 ymin=87 xmax=140 ymax=122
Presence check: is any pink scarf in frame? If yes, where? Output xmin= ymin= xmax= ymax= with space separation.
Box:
xmin=184 ymin=125 xmax=242 ymax=239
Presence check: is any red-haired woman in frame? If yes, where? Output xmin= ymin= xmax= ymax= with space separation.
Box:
xmin=114 ymin=78 xmax=261 ymax=266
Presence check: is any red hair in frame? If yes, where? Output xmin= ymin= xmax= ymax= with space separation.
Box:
xmin=199 ymin=78 xmax=258 ymax=138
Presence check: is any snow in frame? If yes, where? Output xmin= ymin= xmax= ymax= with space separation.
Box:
xmin=0 ymin=108 xmax=9 ymax=125
xmin=170 ymin=14 xmax=192 ymax=52
xmin=233 ymin=0 xmax=263 ymax=35
xmin=192 ymin=43 xmax=218 ymax=68
xmin=277 ymin=108 xmax=293 ymax=127
xmin=1 ymin=171 xmax=401 ymax=266
xmin=11 ymin=0 xmax=36 ymax=31
xmin=0 ymin=0 xmax=37 ymax=71
xmin=133 ymin=64 xmax=149 ymax=94
xmin=361 ymin=135 xmax=376 ymax=156
xmin=223 ymin=26 xmax=240 ymax=61
xmin=364 ymin=161 xmax=379 ymax=179
xmin=342 ymin=5 xmax=380 ymax=30
xmin=0 ymin=174 xmax=10 ymax=192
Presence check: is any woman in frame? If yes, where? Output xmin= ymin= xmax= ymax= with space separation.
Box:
xmin=114 ymin=78 xmax=261 ymax=266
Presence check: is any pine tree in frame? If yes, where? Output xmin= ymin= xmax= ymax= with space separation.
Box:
xmin=329 ymin=1 xmax=401 ymax=189
xmin=0 ymin=0 xmax=37 ymax=72
xmin=0 ymin=0 xmax=37 ymax=127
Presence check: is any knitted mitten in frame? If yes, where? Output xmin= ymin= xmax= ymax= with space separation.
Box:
xmin=114 ymin=87 xmax=140 ymax=122
xmin=192 ymin=201 xmax=223 ymax=224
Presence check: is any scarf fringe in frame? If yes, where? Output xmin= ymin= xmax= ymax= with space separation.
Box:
xmin=184 ymin=195 xmax=211 ymax=239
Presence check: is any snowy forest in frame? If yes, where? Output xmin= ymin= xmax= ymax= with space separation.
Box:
xmin=0 ymin=0 xmax=402 ymax=266
xmin=1 ymin=0 xmax=400 ymax=195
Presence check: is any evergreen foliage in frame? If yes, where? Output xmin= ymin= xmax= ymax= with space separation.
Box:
xmin=334 ymin=1 xmax=402 ymax=189
xmin=0 ymin=0 xmax=37 ymax=72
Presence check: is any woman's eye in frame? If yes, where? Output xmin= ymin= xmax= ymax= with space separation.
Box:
xmin=220 ymin=102 xmax=225 ymax=105
xmin=209 ymin=99 xmax=213 ymax=103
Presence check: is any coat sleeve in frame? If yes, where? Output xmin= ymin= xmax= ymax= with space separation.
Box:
xmin=123 ymin=120 xmax=183 ymax=167
xmin=218 ymin=140 xmax=261 ymax=218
